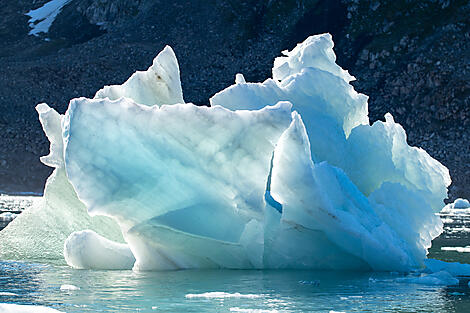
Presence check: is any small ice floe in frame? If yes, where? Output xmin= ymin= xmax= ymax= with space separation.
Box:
xmin=441 ymin=198 xmax=470 ymax=214
xmin=230 ymin=308 xmax=278 ymax=313
xmin=60 ymin=284 xmax=80 ymax=291
xmin=339 ymin=295 xmax=362 ymax=300
xmin=441 ymin=246 xmax=470 ymax=253
xmin=185 ymin=292 xmax=262 ymax=299
xmin=425 ymin=259 xmax=470 ymax=276
xmin=454 ymin=198 xmax=470 ymax=209
xmin=298 ymin=280 xmax=320 ymax=286
xmin=396 ymin=271 xmax=458 ymax=286
xmin=0 ymin=303 xmax=65 ymax=312
xmin=446 ymin=227 xmax=470 ymax=234
xmin=0 ymin=212 xmax=17 ymax=222
xmin=440 ymin=217 xmax=454 ymax=223
xmin=0 ymin=292 xmax=19 ymax=296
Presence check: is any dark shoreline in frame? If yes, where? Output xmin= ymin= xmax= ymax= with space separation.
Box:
xmin=0 ymin=0 xmax=469 ymax=200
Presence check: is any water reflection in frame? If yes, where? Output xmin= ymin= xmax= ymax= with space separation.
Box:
xmin=2 ymin=201 xmax=470 ymax=312
xmin=2 ymin=262 xmax=470 ymax=312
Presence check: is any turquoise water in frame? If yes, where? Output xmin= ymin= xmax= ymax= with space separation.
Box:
xmin=2 ymin=197 xmax=470 ymax=312
xmin=2 ymin=261 xmax=470 ymax=312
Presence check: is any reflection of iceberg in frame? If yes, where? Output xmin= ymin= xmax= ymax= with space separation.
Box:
xmin=0 ymin=34 xmax=451 ymax=271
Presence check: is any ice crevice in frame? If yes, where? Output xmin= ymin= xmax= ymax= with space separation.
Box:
xmin=0 ymin=33 xmax=459 ymax=273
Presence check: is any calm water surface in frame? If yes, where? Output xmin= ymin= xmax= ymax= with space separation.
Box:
xmin=2 ymin=197 xmax=470 ymax=312
xmin=2 ymin=262 xmax=470 ymax=312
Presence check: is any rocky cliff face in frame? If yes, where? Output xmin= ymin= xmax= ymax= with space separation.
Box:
xmin=0 ymin=0 xmax=468 ymax=201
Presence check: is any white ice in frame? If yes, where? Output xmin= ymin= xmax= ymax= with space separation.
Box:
xmin=454 ymin=198 xmax=470 ymax=208
xmin=60 ymin=284 xmax=80 ymax=291
xmin=94 ymin=46 xmax=184 ymax=106
xmin=185 ymin=292 xmax=262 ymax=299
xmin=63 ymin=98 xmax=292 ymax=270
xmin=0 ymin=105 xmax=122 ymax=262
xmin=441 ymin=198 xmax=470 ymax=214
xmin=0 ymin=33 xmax=455 ymax=272
xmin=64 ymin=230 xmax=135 ymax=270
xmin=230 ymin=309 xmax=278 ymax=313
xmin=424 ymin=258 xmax=470 ymax=276
xmin=25 ymin=0 xmax=72 ymax=36
xmin=0 ymin=212 xmax=17 ymax=222
xmin=0 ymin=303 xmax=65 ymax=313
xmin=396 ymin=271 xmax=459 ymax=286
xmin=441 ymin=246 xmax=470 ymax=253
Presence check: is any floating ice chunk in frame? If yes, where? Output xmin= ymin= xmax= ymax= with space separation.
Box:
xmin=64 ymin=230 xmax=135 ymax=270
xmin=230 ymin=308 xmax=278 ymax=313
xmin=298 ymin=280 xmax=320 ymax=286
xmin=441 ymin=199 xmax=469 ymax=214
xmin=454 ymin=198 xmax=470 ymax=209
xmin=185 ymin=292 xmax=262 ymax=299
xmin=396 ymin=271 xmax=459 ymax=286
xmin=442 ymin=198 xmax=470 ymax=213
xmin=0 ymin=212 xmax=17 ymax=222
xmin=0 ymin=292 xmax=19 ymax=296
xmin=19 ymin=34 xmax=453 ymax=272
xmin=94 ymin=46 xmax=184 ymax=106
xmin=25 ymin=0 xmax=72 ymax=36
xmin=441 ymin=246 xmax=470 ymax=253
xmin=425 ymin=258 xmax=470 ymax=276
xmin=60 ymin=284 xmax=80 ymax=291
xmin=0 ymin=303 xmax=65 ymax=313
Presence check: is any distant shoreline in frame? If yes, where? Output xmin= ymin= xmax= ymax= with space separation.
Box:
xmin=0 ymin=191 xmax=42 ymax=197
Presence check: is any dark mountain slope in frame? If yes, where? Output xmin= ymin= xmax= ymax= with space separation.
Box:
xmin=0 ymin=0 xmax=468 ymax=201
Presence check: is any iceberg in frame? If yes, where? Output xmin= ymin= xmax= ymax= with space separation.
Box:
xmin=0 ymin=34 xmax=452 ymax=271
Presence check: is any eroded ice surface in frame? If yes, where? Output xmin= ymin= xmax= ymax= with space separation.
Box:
xmin=64 ymin=230 xmax=134 ymax=270
xmin=0 ymin=33 xmax=454 ymax=272
xmin=94 ymin=46 xmax=184 ymax=106
xmin=0 ymin=104 xmax=123 ymax=262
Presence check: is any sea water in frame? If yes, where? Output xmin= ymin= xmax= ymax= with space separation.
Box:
xmin=2 ymin=197 xmax=470 ymax=312
xmin=2 ymin=262 xmax=470 ymax=312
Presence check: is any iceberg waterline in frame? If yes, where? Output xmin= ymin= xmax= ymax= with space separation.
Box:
xmin=0 ymin=33 xmax=453 ymax=272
